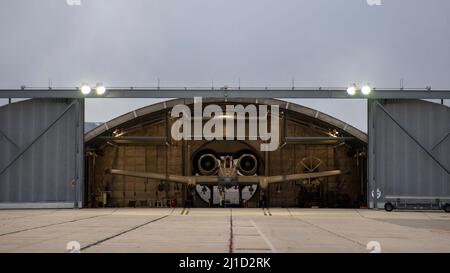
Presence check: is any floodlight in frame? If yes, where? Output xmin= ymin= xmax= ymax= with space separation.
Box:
xmin=347 ymin=85 xmax=357 ymax=95
xmin=361 ymin=85 xmax=372 ymax=95
xmin=80 ymin=84 xmax=91 ymax=95
xmin=95 ymin=84 xmax=106 ymax=95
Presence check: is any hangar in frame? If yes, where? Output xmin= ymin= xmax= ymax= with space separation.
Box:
xmin=84 ymin=98 xmax=367 ymax=208
xmin=0 ymin=88 xmax=449 ymax=210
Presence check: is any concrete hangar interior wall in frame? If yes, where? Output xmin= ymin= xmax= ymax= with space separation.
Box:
xmin=85 ymin=98 xmax=368 ymax=208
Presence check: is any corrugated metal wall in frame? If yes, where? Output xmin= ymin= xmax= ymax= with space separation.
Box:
xmin=368 ymin=99 xmax=450 ymax=208
xmin=0 ymin=99 xmax=84 ymax=208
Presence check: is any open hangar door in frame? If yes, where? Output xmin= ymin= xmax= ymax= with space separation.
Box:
xmin=368 ymin=99 xmax=450 ymax=209
xmin=85 ymin=98 xmax=368 ymax=208
xmin=0 ymin=99 xmax=85 ymax=209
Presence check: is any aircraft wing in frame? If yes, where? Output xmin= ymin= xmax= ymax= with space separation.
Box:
xmin=264 ymin=170 xmax=342 ymax=184
xmin=193 ymin=176 xmax=221 ymax=184
xmin=107 ymin=169 xmax=196 ymax=186
xmin=237 ymin=170 xmax=342 ymax=189
xmin=107 ymin=168 xmax=341 ymax=189
xmin=107 ymin=169 xmax=220 ymax=186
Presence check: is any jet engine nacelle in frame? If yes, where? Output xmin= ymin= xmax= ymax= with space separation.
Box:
xmin=197 ymin=153 xmax=219 ymax=175
xmin=237 ymin=154 xmax=258 ymax=176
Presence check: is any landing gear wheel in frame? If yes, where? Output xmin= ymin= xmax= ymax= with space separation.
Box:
xmin=384 ymin=202 xmax=394 ymax=212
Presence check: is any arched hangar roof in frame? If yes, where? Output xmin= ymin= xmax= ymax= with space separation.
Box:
xmin=85 ymin=98 xmax=367 ymax=144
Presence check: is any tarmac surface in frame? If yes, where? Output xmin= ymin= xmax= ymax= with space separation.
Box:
xmin=1 ymin=208 xmax=450 ymax=253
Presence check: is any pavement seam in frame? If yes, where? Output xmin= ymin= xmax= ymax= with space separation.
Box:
xmin=0 ymin=213 xmax=113 ymax=237
xmin=353 ymin=209 xmax=450 ymax=236
xmin=286 ymin=208 xmax=294 ymax=217
xmin=289 ymin=211 xmax=367 ymax=249
xmin=250 ymin=220 xmax=278 ymax=253
xmin=0 ymin=210 xmax=59 ymax=221
xmin=229 ymin=208 xmax=234 ymax=253
xmin=81 ymin=212 xmax=172 ymax=251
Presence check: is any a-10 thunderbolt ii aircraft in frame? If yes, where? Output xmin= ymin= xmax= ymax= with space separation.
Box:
xmin=106 ymin=153 xmax=341 ymax=193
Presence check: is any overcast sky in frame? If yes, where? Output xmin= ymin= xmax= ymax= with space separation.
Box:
xmin=1 ymin=0 xmax=449 ymax=132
